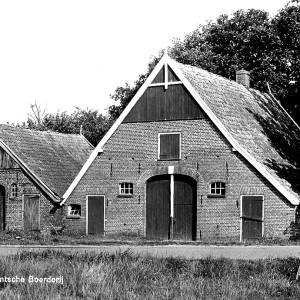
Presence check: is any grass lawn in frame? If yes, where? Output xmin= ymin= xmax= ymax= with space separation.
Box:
xmin=2 ymin=230 xmax=300 ymax=246
xmin=0 ymin=250 xmax=300 ymax=299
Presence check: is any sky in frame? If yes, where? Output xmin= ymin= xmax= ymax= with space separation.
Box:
xmin=0 ymin=0 xmax=289 ymax=124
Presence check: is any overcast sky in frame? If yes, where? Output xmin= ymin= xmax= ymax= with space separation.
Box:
xmin=0 ymin=0 xmax=288 ymax=124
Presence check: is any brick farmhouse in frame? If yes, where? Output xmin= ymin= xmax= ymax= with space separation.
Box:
xmin=1 ymin=54 xmax=299 ymax=241
xmin=0 ymin=125 xmax=93 ymax=232
xmin=60 ymin=54 xmax=300 ymax=241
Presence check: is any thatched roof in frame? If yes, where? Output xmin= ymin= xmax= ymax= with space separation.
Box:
xmin=178 ymin=61 xmax=300 ymax=203
xmin=0 ymin=125 xmax=93 ymax=200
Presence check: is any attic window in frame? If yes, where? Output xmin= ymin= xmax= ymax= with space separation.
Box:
xmin=209 ymin=182 xmax=226 ymax=197
xmin=10 ymin=183 xmax=18 ymax=198
xmin=159 ymin=133 xmax=181 ymax=160
xmin=67 ymin=204 xmax=81 ymax=218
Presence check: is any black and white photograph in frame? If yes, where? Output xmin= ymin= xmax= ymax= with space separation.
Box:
xmin=0 ymin=0 xmax=299 ymax=298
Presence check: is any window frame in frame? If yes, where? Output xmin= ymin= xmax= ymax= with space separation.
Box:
xmin=118 ymin=182 xmax=134 ymax=197
xmin=67 ymin=204 xmax=81 ymax=218
xmin=10 ymin=183 xmax=18 ymax=199
xmin=208 ymin=181 xmax=226 ymax=198
xmin=158 ymin=132 xmax=181 ymax=161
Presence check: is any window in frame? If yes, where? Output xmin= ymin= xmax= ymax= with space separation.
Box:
xmin=210 ymin=182 xmax=226 ymax=196
xmin=119 ymin=182 xmax=133 ymax=196
xmin=67 ymin=204 xmax=81 ymax=217
xmin=159 ymin=133 xmax=180 ymax=160
xmin=10 ymin=183 xmax=18 ymax=198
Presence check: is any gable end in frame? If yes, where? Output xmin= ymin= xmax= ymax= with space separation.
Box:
xmin=123 ymin=83 xmax=205 ymax=123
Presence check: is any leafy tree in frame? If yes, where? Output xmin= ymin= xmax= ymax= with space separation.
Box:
xmin=27 ymin=106 xmax=111 ymax=146
xmin=272 ymin=1 xmax=300 ymax=123
xmin=170 ymin=3 xmax=299 ymax=124
xmin=109 ymin=2 xmax=299 ymax=125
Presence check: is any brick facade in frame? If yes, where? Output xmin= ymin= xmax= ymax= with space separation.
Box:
xmin=65 ymin=119 xmax=295 ymax=240
xmin=0 ymin=169 xmax=63 ymax=232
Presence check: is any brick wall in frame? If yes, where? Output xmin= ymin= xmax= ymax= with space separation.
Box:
xmin=0 ymin=169 xmax=63 ymax=231
xmin=65 ymin=119 xmax=295 ymax=240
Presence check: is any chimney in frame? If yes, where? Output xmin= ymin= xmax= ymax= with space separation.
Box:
xmin=236 ymin=70 xmax=250 ymax=88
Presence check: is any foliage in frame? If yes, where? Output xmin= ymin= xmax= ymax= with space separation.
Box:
xmin=109 ymin=2 xmax=300 ymax=125
xmin=1 ymin=250 xmax=300 ymax=299
xmin=26 ymin=105 xmax=111 ymax=146
xmin=170 ymin=3 xmax=300 ymax=124
xmin=271 ymin=0 xmax=300 ymax=122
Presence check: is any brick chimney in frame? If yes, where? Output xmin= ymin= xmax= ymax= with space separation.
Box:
xmin=236 ymin=70 xmax=250 ymax=88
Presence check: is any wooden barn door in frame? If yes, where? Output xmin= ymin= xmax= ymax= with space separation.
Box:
xmin=173 ymin=175 xmax=197 ymax=240
xmin=241 ymin=195 xmax=263 ymax=240
xmin=87 ymin=195 xmax=105 ymax=235
xmin=23 ymin=195 xmax=40 ymax=230
xmin=0 ymin=186 xmax=5 ymax=231
xmin=146 ymin=175 xmax=170 ymax=239
xmin=146 ymin=174 xmax=196 ymax=240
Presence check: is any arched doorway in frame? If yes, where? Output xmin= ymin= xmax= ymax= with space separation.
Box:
xmin=146 ymin=174 xmax=197 ymax=240
xmin=0 ymin=185 xmax=6 ymax=231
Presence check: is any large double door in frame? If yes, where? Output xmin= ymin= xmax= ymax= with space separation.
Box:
xmin=146 ymin=174 xmax=197 ymax=240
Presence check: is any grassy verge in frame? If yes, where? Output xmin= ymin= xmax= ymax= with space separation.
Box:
xmin=1 ymin=230 xmax=300 ymax=246
xmin=0 ymin=250 xmax=300 ymax=299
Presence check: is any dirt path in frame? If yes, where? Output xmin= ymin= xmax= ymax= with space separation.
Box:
xmin=1 ymin=244 xmax=300 ymax=260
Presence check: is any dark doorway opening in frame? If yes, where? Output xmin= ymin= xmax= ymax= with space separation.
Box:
xmin=0 ymin=185 xmax=6 ymax=231
xmin=241 ymin=195 xmax=263 ymax=240
xmin=87 ymin=195 xmax=105 ymax=235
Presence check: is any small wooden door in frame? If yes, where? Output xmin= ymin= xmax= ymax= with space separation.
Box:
xmin=23 ymin=195 xmax=40 ymax=230
xmin=146 ymin=175 xmax=170 ymax=239
xmin=241 ymin=195 xmax=263 ymax=240
xmin=87 ymin=195 xmax=104 ymax=235
xmin=173 ymin=175 xmax=197 ymax=240
xmin=0 ymin=186 xmax=5 ymax=231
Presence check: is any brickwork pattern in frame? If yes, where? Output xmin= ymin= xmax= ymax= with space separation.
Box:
xmin=0 ymin=169 xmax=63 ymax=231
xmin=65 ymin=119 xmax=295 ymax=240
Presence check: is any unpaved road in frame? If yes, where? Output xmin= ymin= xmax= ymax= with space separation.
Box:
xmin=1 ymin=245 xmax=300 ymax=260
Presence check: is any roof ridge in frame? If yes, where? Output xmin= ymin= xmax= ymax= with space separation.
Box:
xmin=0 ymin=123 xmax=82 ymax=137
xmin=173 ymin=59 xmax=250 ymax=90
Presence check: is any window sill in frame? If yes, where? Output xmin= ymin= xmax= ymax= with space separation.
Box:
xmin=207 ymin=194 xmax=226 ymax=199
xmin=157 ymin=159 xmax=181 ymax=161
xmin=66 ymin=216 xmax=81 ymax=219
xmin=117 ymin=195 xmax=133 ymax=198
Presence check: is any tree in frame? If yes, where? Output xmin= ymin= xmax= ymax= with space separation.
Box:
xmin=109 ymin=3 xmax=299 ymax=125
xmin=272 ymin=0 xmax=300 ymax=123
xmin=26 ymin=106 xmax=111 ymax=146
xmin=27 ymin=101 xmax=47 ymax=130
xmin=170 ymin=4 xmax=299 ymax=124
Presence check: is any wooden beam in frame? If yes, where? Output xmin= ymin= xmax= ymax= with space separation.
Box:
xmin=149 ymin=81 xmax=182 ymax=87
xmin=170 ymin=174 xmax=174 ymax=239
xmin=164 ymin=62 xmax=168 ymax=90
